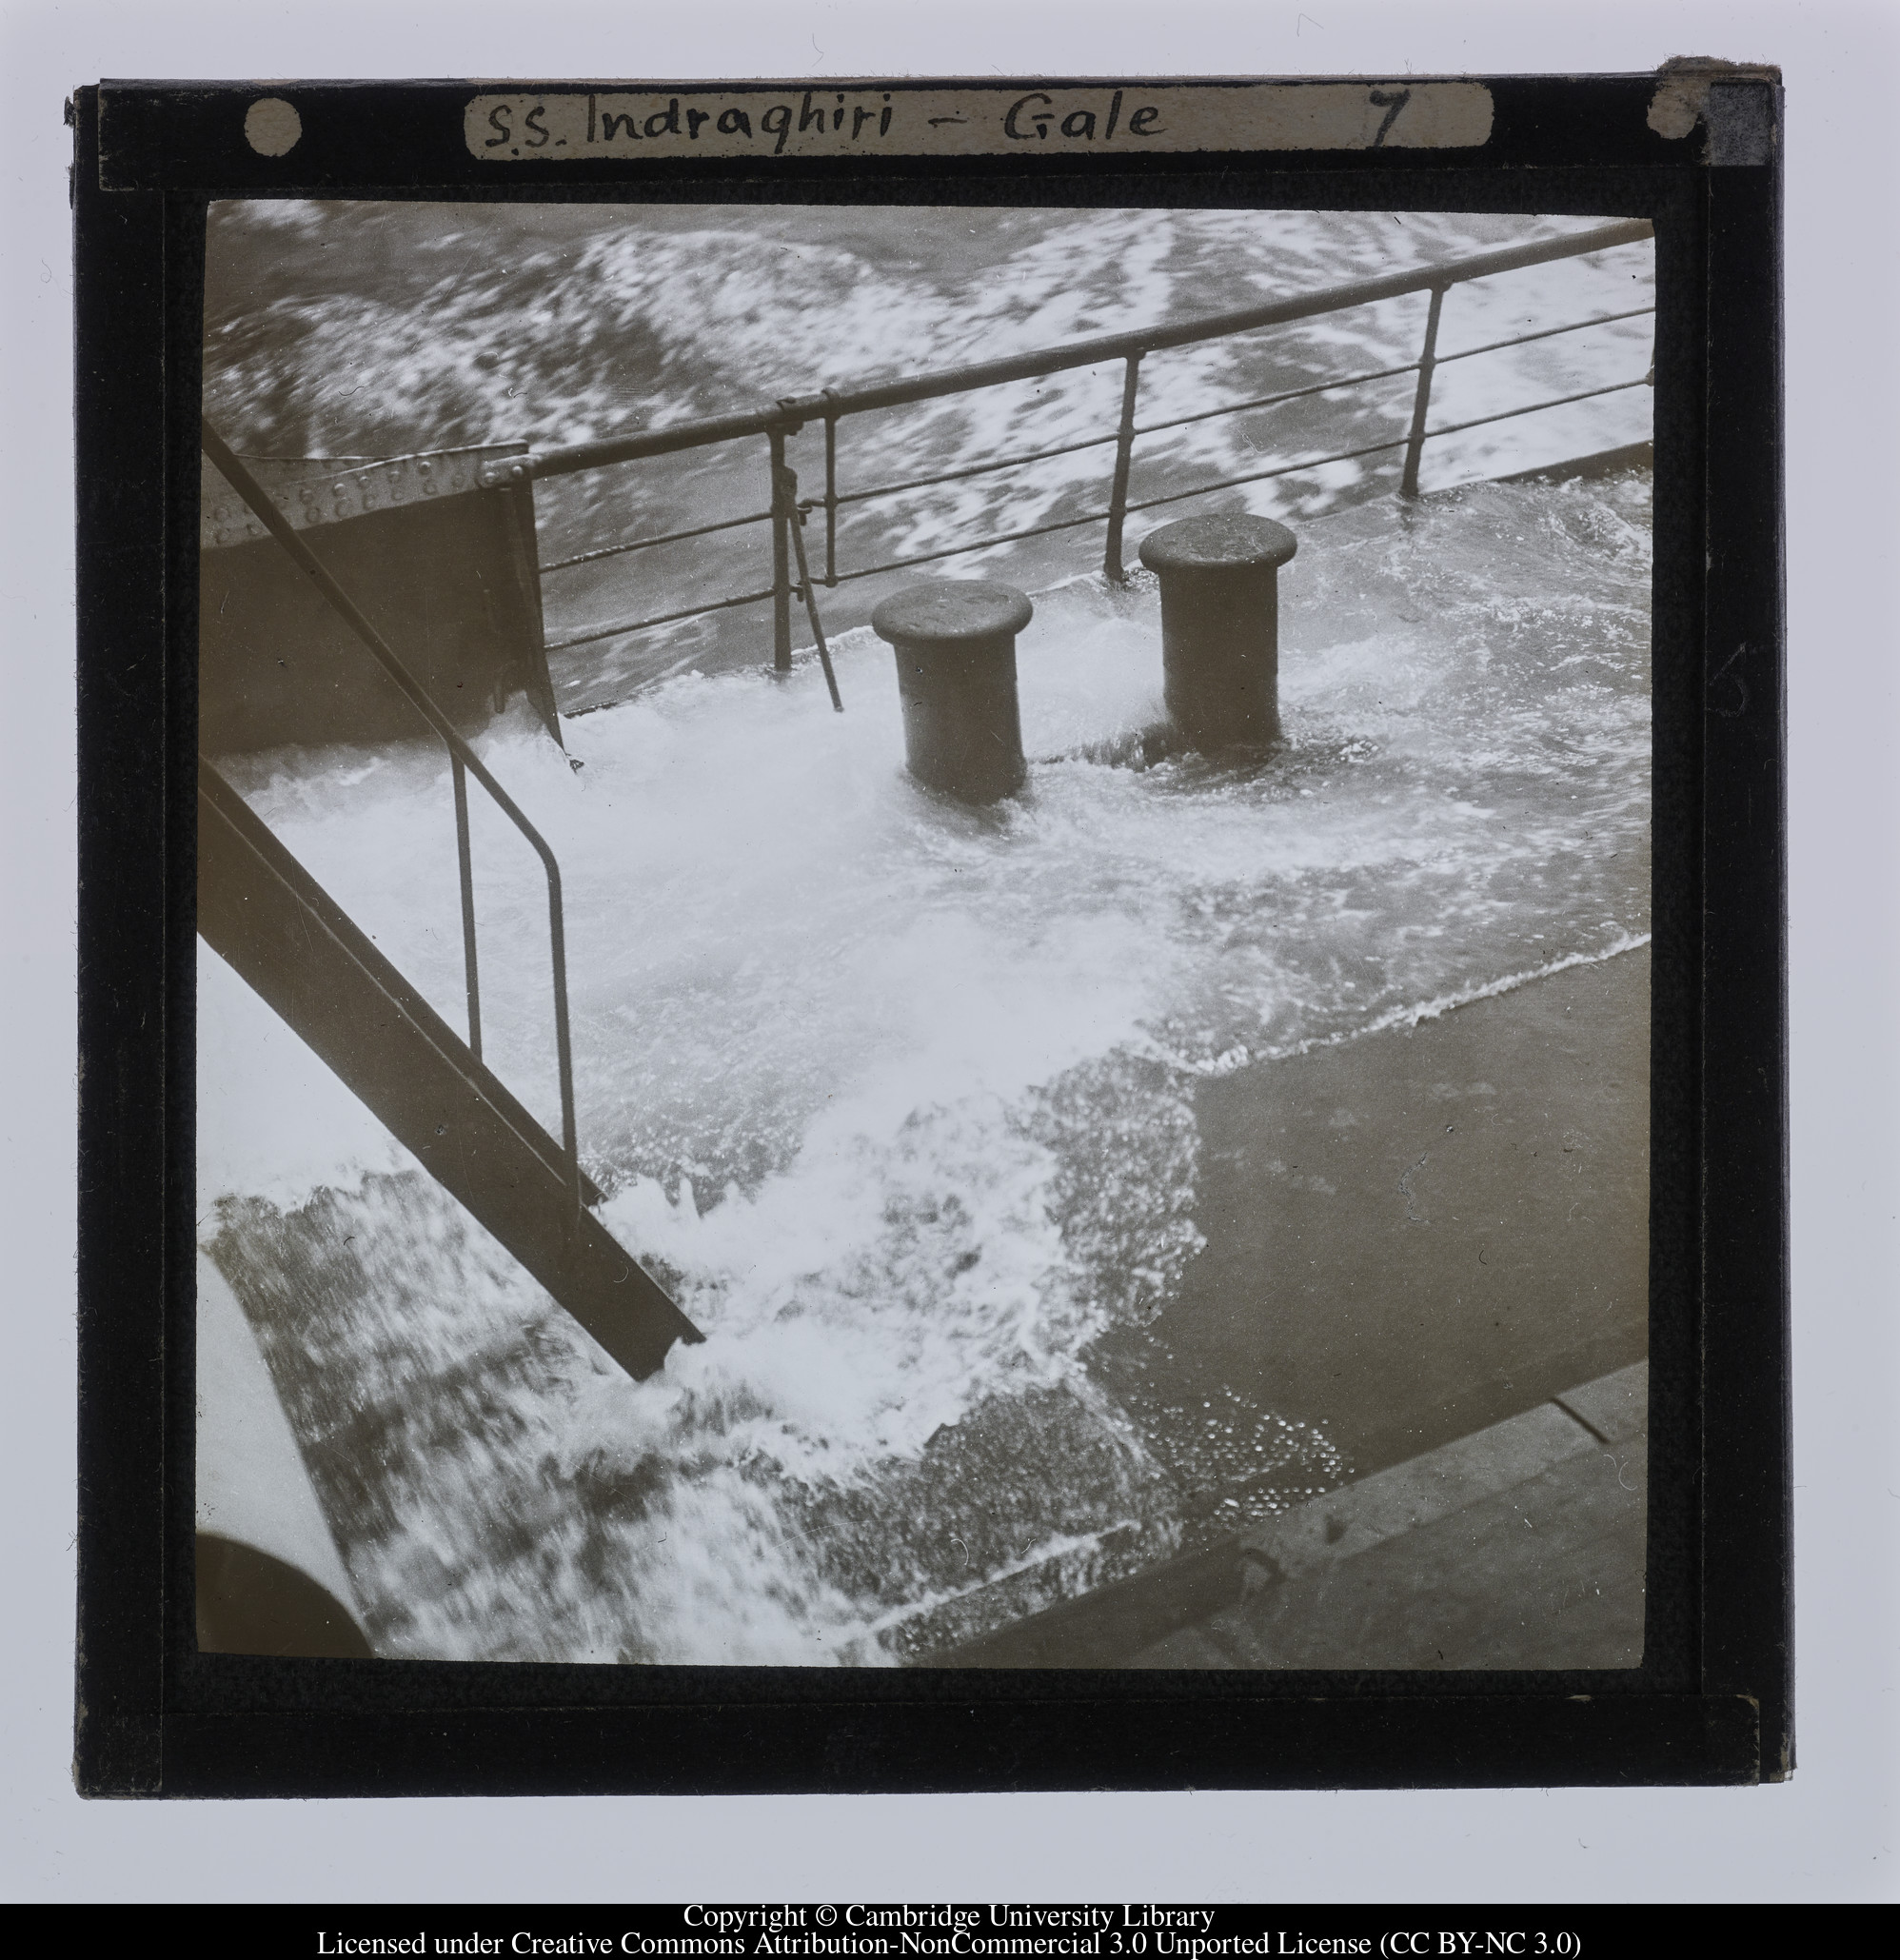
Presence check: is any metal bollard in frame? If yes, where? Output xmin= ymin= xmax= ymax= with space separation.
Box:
xmin=871 ymin=581 xmax=1035 ymax=802
xmin=1138 ymin=513 xmax=1297 ymax=751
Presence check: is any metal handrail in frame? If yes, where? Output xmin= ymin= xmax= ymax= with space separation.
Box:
xmin=535 ymin=215 xmax=1654 ymax=663
xmin=201 ymin=418 xmax=587 ymax=1223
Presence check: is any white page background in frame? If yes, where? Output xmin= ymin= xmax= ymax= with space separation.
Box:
xmin=3 ymin=0 xmax=1892 ymax=1906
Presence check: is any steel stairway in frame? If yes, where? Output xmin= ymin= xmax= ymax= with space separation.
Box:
xmin=199 ymin=421 xmax=702 ymax=1382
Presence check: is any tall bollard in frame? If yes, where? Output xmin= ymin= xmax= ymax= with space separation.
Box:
xmin=1138 ymin=513 xmax=1297 ymax=751
xmin=871 ymin=581 xmax=1034 ymax=802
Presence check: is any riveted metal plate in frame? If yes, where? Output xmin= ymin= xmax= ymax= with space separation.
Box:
xmin=199 ymin=443 xmax=531 ymax=551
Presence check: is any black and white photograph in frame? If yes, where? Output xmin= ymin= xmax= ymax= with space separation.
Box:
xmin=193 ymin=192 xmax=1656 ymax=1671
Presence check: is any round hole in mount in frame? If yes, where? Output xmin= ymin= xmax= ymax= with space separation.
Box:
xmin=244 ymin=97 xmax=302 ymax=156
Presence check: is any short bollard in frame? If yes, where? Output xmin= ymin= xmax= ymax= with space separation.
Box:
xmin=870 ymin=581 xmax=1035 ymax=802
xmin=1138 ymin=513 xmax=1298 ymax=751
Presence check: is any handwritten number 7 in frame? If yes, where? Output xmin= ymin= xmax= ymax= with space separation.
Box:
xmin=1368 ymin=87 xmax=1411 ymax=148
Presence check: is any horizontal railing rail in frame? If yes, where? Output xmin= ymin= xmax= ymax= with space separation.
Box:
xmin=530 ymin=216 xmax=1654 ymax=667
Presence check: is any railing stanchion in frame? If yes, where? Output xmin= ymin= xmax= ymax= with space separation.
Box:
xmin=1103 ymin=352 xmax=1143 ymax=583
xmin=778 ymin=460 xmax=844 ymax=713
xmin=450 ymin=753 xmax=483 ymax=1061
xmin=822 ymin=397 xmax=840 ymax=587
xmin=1400 ymin=285 xmax=1446 ymax=500
xmin=768 ymin=427 xmax=794 ymax=672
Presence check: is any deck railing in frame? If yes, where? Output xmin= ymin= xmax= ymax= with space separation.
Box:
xmin=524 ymin=216 xmax=1654 ymax=670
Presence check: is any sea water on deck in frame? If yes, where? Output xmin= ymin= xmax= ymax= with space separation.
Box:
xmin=199 ymin=470 xmax=1653 ymax=1665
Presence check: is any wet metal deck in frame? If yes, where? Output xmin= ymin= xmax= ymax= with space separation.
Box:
xmin=936 ymin=1360 xmax=1646 ymax=1669
xmin=1132 ymin=1360 xmax=1646 ymax=1669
